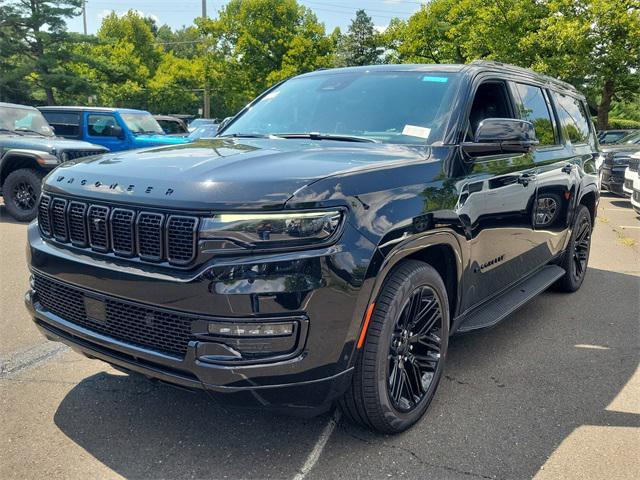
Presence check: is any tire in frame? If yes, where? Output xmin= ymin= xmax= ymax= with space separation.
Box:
xmin=340 ymin=260 xmax=449 ymax=433
xmin=555 ymin=205 xmax=592 ymax=292
xmin=2 ymin=168 xmax=44 ymax=222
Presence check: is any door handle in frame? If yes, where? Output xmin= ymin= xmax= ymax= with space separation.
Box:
xmin=517 ymin=173 xmax=536 ymax=186
xmin=561 ymin=164 xmax=574 ymax=174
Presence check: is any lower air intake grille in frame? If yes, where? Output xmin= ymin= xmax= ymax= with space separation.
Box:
xmin=33 ymin=274 xmax=194 ymax=358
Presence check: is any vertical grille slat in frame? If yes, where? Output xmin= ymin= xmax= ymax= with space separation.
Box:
xmin=51 ymin=198 xmax=68 ymax=241
xmin=88 ymin=205 xmax=110 ymax=252
xmin=68 ymin=201 xmax=87 ymax=246
xmin=37 ymin=195 xmax=198 ymax=266
xmin=167 ymin=216 xmax=198 ymax=264
xmin=111 ymin=208 xmax=135 ymax=255
xmin=38 ymin=195 xmax=52 ymax=236
xmin=137 ymin=212 xmax=164 ymax=261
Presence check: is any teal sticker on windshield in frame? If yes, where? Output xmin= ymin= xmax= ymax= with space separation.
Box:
xmin=422 ymin=76 xmax=448 ymax=83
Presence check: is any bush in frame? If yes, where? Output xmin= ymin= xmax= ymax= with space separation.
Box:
xmin=607 ymin=117 xmax=640 ymax=129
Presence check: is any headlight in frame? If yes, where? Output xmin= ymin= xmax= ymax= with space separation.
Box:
xmin=60 ymin=152 xmax=69 ymax=162
xmin=199 ymin=210 xmax=343 ymax=251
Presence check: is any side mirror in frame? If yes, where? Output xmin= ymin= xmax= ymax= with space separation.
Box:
xmin=218 ymin=116 xmax=233 ymax=132
xmin=464 ymin=118 xmax=539 ymax=156
xmin=111 ymin=125 xmax=124 ymax=139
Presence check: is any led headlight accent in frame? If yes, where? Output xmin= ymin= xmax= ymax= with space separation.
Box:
xmin=207 ymin=321 xmax=294 ymax=337
xmin=200 ymin=210 xmax=343 ymax=250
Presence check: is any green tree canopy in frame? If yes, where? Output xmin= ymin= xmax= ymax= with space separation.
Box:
xmin=337 ymin=9 xmax=383 ymax=66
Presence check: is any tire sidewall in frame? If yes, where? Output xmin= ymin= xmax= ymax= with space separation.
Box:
xmin=564 ymin=206 xmax=592 ymax=290
xmin=371 ymin=265 xmax=450 ymax=431
xmin=3 ymin=168 xmax=43 ymax=222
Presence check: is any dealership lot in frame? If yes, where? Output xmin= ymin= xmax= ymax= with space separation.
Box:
xmin=1 ymin=194 xmax=638 ymax=480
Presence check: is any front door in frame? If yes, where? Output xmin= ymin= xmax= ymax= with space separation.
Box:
xmin=84 ymin=112 xmax=128 ymax=151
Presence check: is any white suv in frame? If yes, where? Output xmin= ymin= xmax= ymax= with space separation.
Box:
xmin=630 ymin=152 xmax=640 ymax=215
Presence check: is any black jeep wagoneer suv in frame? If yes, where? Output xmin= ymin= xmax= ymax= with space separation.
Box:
xmin=26 ymin=61 xmax=599 ymax=433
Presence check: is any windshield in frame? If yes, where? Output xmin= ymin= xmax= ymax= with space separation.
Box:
xmin=0 ymin=105 xmax=54 ymax=136
xmin=617 ymin=131 xmax=640 ymax=144
xmin=223 ymin=71 xmax=461 ymax=144
xmin=120 ymin=112 xmax=164 ymax=134
xmin=189 ymin=124 xmax=219 ymax=139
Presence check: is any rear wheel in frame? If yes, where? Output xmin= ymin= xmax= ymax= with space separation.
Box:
xmin=3 ymin=168 xmax=45 ymax=222
xmin=340 ymin=260 xmax=449 ymax=433
xmin=555 ymin=205 xmax=592 ymax=292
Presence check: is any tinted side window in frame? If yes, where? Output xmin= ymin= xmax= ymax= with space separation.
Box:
xmin=42 ymin=112 xmax=80 ymax=138
xmin=552 ymin=92 xmax=590 ymax=144
xmin=511 ymin=83 xmax=557 ymax=146
xmin=87 ymin=114 xmax=119 ymax=137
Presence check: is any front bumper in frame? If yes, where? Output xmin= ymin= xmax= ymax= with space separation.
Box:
xmin=601 ymin=166 xmax=628 ymax=196
xmin=26 ymin=221 xmax=376 ymax=415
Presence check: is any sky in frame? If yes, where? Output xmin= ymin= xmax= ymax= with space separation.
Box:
xmin=66 ymin=0 xmax=424 ymax=35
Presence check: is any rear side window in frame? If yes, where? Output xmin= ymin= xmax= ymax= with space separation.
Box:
xmin=511 ymin=83 xmax=557 ymax=146
xmin=87 ymin=114 xmax=119 ymax=137
xmin=41 ymin=111 xmax=80 ymax=138
xmin=552 ymin=92 xmax=591 ymax=145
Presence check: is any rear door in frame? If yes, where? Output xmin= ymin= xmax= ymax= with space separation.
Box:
xmin=84 ymin=112 xmax=128 ymax=151
xmin=509 ymin=82 xmax=578 ymax=263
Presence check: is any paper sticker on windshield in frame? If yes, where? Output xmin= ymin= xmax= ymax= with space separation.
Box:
xmin=402 ymin=125 xmax=431 ymax=139
xmin=422 ymin=76 xmax=448 ymax=83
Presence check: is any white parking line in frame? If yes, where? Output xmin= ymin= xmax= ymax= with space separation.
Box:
xmin=292 ymin=409 xmax=341 ymax=480
xmin=620 ymin=226 xmax=640 ymax=229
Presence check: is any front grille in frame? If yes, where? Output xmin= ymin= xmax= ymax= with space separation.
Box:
xmin=624 ymin=179 xmax=633 ymax=190
xmin=33 ymin=274 xmax=193 ymax=357
xmin=634 ymin=190 xmax=640 ymax=202
xmin=38 ymin=195 xmax=198 ymax=265
xmin=629 ymin=158 xmax=639 ymax=172
xmin=63 ymin=150 xmax=106 ymax=160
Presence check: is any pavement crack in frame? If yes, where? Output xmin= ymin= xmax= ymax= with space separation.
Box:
xmin=338 ymin=425 xmax=502 ymax=479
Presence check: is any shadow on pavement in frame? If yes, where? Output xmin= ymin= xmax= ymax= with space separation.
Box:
xmin=610 ymin=199 xmax=633 ymax=209
xmin=0 ymin=204 xmax=26 ymax=225
xmin=52 ymin=267 xmax=639 ymax=479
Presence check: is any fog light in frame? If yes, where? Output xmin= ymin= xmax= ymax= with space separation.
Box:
xmin=207 ymin=321 xmax=294 ymax=337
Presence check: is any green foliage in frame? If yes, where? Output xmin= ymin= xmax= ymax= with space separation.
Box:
xmin=0 ymin=0 xmax=86 ymax=105
xmin=336 ymin=9 xmax=383 ymax=66
xmin=198 ymin=0 xmax=334 ymax=117
xmin=606 ymin=117 xmax=640 ymax=129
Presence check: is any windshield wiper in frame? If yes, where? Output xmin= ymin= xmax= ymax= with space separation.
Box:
xmin=219 ymin=133 xmax=272 ymax=139
xmin=274 ymin=133 xmax=377 ymax=143
xmin=14 ymin=128 xmax=47 ymax=136
xmin=134 ymin=130 xmax=163 ymax=135
xmin=0 ymin=128 xmax=23 ymax=135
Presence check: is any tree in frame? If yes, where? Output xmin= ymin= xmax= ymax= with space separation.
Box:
xmin=338 ymin=9 xmax=382 ymax=66
xmin=198 ymin=0 xmax=334 ymax=117
xmin=0 ymin=0 xmax=86 ymax=104
xmin=526 ymin=0 xmax=640 ymax=129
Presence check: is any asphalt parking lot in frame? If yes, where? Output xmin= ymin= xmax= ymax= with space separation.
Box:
xmin=1 ymin=194 xmax=638 ymax=480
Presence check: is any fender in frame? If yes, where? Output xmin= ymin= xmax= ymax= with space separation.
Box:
xmin=0 ymin=149 xmax=59 ymax=178
xmin=345 ymin=228 xmax=465 ymax=367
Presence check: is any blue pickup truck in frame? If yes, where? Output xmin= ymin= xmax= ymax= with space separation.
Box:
xmin=38 ymin=107 xmax=190 ymax=151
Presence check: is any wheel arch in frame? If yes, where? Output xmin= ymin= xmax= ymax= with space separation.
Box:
xmin=578 ymin=187 xmax=598 ymax=224
xmin=0 ymin=152 xmax=44 ymax=187
xmin=367 ymin=231 xmax=463 ymax=326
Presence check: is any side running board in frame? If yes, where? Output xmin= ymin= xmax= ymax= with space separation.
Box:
xmin=457 ymin=265 xmax=565 ymax=333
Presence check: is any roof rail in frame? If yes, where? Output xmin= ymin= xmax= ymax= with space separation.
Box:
xmin=468 ymin=60 xmax=578 ymax=93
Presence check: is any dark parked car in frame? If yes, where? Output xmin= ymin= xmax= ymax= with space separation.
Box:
xmin=39 ymin=106 xmax=190 ymax=151
xmin=26 ymin=62 xmax=599 ymax=433
xmin=154 ymin=115 xmax=189 ymax=136
xmin=600 ymin=130 xmax=640 ymax=195
xmin=597 ymin=129 xmax=637 ymax=145
xmin=0 ymin=102 xmax=107 ymax=221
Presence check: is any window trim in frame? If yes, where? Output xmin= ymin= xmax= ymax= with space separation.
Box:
xmin=548 ymin=89 xmax=592 ymax=147
xmin=508 ymin=81 xmax=562 ymax=149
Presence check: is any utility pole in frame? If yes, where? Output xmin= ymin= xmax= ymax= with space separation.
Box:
xmin=82 ymin=0 xmax=88 ymax=35
xmin=202 ymin=0 xmax=210 ymax=118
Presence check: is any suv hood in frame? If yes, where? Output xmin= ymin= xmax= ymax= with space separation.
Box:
xmin=45 ymin=138 xmax=429 ymax=209
xmin=0 ymin=135 xmax=106 ymax=153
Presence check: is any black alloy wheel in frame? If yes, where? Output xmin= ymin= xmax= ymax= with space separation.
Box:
xmin=388 ymin=286 xmax=443 ymax=412
xmin=3 ymin=168 xmax=45 ymax=222
xmin=555 ymin=204 xmax=592 ymax=292
xmin=340 ymin=260 xmax=449 ymax=433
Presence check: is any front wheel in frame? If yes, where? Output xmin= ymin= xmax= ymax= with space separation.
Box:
xmin=555 ymin=205 xmax=592 ymax=292
xmin=340 ymin=260 xmax=449 ymax=433
xmin=2 ymin=168 xmax=44 ymax=222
